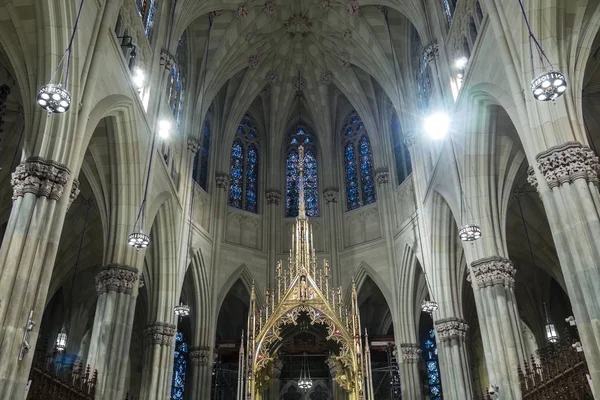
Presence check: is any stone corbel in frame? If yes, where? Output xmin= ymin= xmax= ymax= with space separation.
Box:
xmin=68 ymin=178 xmax=81 ymax=209
xmin=266 ymin=189 xmax=282 ymax=205
xmin=215 ymin=172 xmax=230 ymax=190
xmin=422 ymin=41 xmax=439 ymax=63
xmin=187 ymin=138 xmax=199 ymax=154
xmin=375 ymin=168 xmax=390 ymax=185
xmin=323 ymin=187 xmax=339 ymax=204
xmin=160 ymin=49 xmax=175 ymax=71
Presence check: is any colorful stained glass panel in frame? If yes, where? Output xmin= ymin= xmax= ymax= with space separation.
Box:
xmin=228 ymin=141 xmax=244 ymax=208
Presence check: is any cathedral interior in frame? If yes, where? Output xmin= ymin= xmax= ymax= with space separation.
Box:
xmin=0 ymin=0 xmax=599 ymax=399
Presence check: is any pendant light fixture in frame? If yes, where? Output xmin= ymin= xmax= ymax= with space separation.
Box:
xmin=37 ymin=0 xmax=85 ymax=114
xmin=518 ymin=0 xmax=567 ymax=101
xmin=56 ymin=198 xmax=93 ymax=353
xmin=451 ymin=140 xmax=481 ymax=242
xmin=515 ymin=190 xmax=559 ymax=344
xmin=298 ymin=352 xmax=313 ymax=391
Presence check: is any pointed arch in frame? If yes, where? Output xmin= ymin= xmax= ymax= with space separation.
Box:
xmin=228 ymin=115 xmax=260 ymax=213
xmin=285 ymin=124 xmax=320 ymax=217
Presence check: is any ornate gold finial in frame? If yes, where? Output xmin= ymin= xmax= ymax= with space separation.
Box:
xmin=297 ymin=145 xmax=306 ymax=220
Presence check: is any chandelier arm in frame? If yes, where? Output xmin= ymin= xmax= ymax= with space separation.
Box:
xmin=64 ymin=0 xmax=86 ymax=91
xmin=517 ymin=0 xmax=555 ymax=70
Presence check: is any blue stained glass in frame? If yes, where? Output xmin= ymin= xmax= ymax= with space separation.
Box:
xmin=359 ymin=135 xmax=376 ymax=205
xmin=199 ymin=118 xmax=211 ymax=190
xmin=144 ymin=0 xmax=156 ymax=39
xmin=245 ymin=145 xmax=258 ymax=213
xmin=228 ymin=141 xmax=244 ymax=208
xmin=442 ymin=0 xmax=453 ymax=25
xmin=286 ymin=150 xmax=299 ymax=217
xmin=422 ymin=329 xmax=443 ymax=400
xmin=346 ymin=127 xmax=353 ymax=136
xmin=171 ymin=331 xmax=188 ymax=400
xmin=285 ymin=127 xmax=319 ymax=217
xmin=344 ymin=142 xmax=360 ymax=210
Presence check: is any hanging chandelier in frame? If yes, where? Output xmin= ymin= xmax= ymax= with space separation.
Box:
xmin=37 ymin=0 xmax=85 ymax=114
xmin=459 ymin=224 xmax=482 ymax=242
xmin=518 ymin=0 xmax=567 ymax=101
xmin=421 ymin=299 xmax=439 ymax=314
xmin=298 ymin=352 xmax=313 ymax=391
xmin=174 ymin=303 xmax=191 ymax=318
xmin=128 ymin=231 xmax=150 ymax=249
xmin=55 ymin=325 xmax=68 ymax=353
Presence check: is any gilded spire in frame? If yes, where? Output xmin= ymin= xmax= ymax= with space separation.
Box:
xmin=297 ymin=145 xmax=306 ymax=220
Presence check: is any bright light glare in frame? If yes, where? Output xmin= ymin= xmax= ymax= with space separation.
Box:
xmin=424 ymin=112 xmax=451 ymax=140
xmin=455 ymin=57 xmax=468 ymax=69
xmin=158 ymin=120 xmax=171 ymax=139
xmin=132 ymin=68 xmax=145 ymax=89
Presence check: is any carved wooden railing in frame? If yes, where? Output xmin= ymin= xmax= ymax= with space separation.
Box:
xmin=26 ymin=343 xmax=97 ymax=400
xmin=517 ymin=329 xmax=593 ymax=400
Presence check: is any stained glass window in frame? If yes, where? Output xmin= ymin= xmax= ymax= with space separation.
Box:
xmin=168 ymin=33 xmax=187 ymax=127
xmin=423 ymin=329 xmax=443 ymax=400
xmin=136 ymin=0 xmax=156 ymax=41
xmin=171 ymin=332 xmax=188 ymax=400
xmin=285 ymin=126 xmax=319 ymax=217
xmin=392 ymin=114 xmax=412 ymax=185
xmin=192 ymin=117 xmax=211 ymax=191
xmin=342 ymin=112 xmax=376 ymax=211
xmin=228 ymin=115 xmax=260 ymax=213
xmin=441 ymin=0 xmax=456 ymax=26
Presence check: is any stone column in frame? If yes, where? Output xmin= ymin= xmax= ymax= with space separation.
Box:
xmin=434 ymin=318 xmax=472 ymax=400
xmin=266 ymin=189 xmax=282 ymax=287
xmin=188 ymin=346 xmax=212 ymax=399
xmin=87 ymin=264 xmax=139 ymax=400
xmin=399 ymin=344 xmax=422 ymax=400
xmin=323 ymin=188 xmax=341 ymax=286
xmin=467 ymin=257 xmax=523 ymax=399
xmin=531 ymin=142 xmax=600 ymax=394
xmin=0 ymin=157 xmax=72 ymax=399
xmin=139 ymin=322 xmax=177 ymax=400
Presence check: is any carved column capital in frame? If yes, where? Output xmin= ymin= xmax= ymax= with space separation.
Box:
xmin=189 ymin=346 xmax=211 ymax=366
xmin=95 ymin=264 xmax=139 ymax=295
xmin=266 ymin=190 xmax=282 ymax=205
xmin=526 ymin=166 xmax=538 ymax=192
xmin=403 ymin=132 xmax=417 ymax=148
xmin=375 ymin=168 xmax=390 ymax=185
xmin=215 ymin=173 xmax=230 ymax=189
xmin=535 ymin=141 xmax=599 ymax=189
xmin=323 ymin=187 xmax=339 ymax=204
xmin=145 ymin=322 xmax=177 ymax=346
xmin=11 ymin=157 xmax=71 ymax=201
xmin=422 ymin=41 xmax=439 ymax=63
xmin=468 ymin=256 xmax=516 ymax=289
xmin=187 ymin=139 xmax=199 ymax=154
xmin=399 ymin=343 xmax=421 ymax=363
xmin=68 ymin=178 xmax=80 ymax=209
xmin=434 ymin=317 xmax=469 ymax=342
xmin=160 ymin=49 xmax=175 ymax=71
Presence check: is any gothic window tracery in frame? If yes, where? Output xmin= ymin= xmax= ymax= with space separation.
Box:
xmin=342 ymin=111 xmax=376 ymax=211
xmin=168 ymin=33 xmax=188 ymax=127
xmin=423 ymin=328 xmax=443 ymax=400
xmin=192 ymin=117 xmax=211 ymax=191
xmin=228 ymin=115 xmax=260 ymax=213
xmin=285 ymin=126 xmax=319 ymax=217
xmin=136 ymin=0 xmax=156 ymax=41
xmin=441 ymin=0 xmax=457 ymax=26
xmin=170 ymin=332 xmax=188 ymax=400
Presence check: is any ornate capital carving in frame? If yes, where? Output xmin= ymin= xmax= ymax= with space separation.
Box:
xmin=375 ymin=168 xmax=389 ymax=185
xmin=266 ymin=190 xmax=282 ymax=205
xmin=189 ymin=346 xmax=211 ymax=366
xmin=159 ymin=50 xmax=175 ymax=71
xmin=68 ymin=178 xmax=80 ymax=209
xmin=435 ymin=317 xmax=469 ymax=342
xmin=423 ymin=41 xmax=439 ymax=63
xmin=95 ymin=264 xmax=138 ymax=295
xmin=403 ymin=132 xmax=417 ymax=148
xmin=11 ymin=157 xmax=71 ymax=201
xmin=321 ymin=71 xmax=334 ymax=85
xmin=323 ymin=188 xmax=339 ymax=204
xmin=468 ymin=256 xmax=516 ymax=289
xmin=215 ymin=173 xmax=230 ymax=189
xmin=526 ymin=166 xmax=538 ymax=192
xmin=187 ymin=139 xmax=199 ymax=154
xmin=399 ymin=343 xmax=421 ymax=363
xmin=535 ymin=141 xmax=599 ymax=189
xmin=145 ymin=322 xmax=177 ymax=346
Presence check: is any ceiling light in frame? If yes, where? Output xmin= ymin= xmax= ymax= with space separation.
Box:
xmin=421 ymin=300 xmax=438 ymax=314
xmin=455 ymin=57 xmax=468 ymax=69
xmin=128 ymin=231 xmax=150 ymax=249
xmin=459 ymin=224 xmax=482 ymax=242
xmin=158 ymin=120 xmax=171 ymax=139
xmin=424 ymin=112 xmax=450 ymax=140
xmin=37 ymin=84 xmax=71 ymax=114
xmin=531 ymin=71 xmax=567 ymax=102
xmin=174 ymin=303 xmax=191 ymax=317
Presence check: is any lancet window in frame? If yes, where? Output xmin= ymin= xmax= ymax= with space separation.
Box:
xmin=168 ymin=33 xmax=188 ymax=127
xmin=192 ymin=117 xmax=211 ymax=191
xmin=228 ymin=115 xmax=260 ymax=213
xmin=423 ymin=328 xmax=443 ymax=400
xmin=136 ymin=0 xmax=157 ymax=41
xmin=412 ymin=27 xmax=432 ymax=112
xmin=342 ymin=111 xmax=376 ymax=211
xmin=285 ymin=126 xmax=319 ymax=217
xmin=171 ymin=332 xmax=188 ymax=400
xmin=392 ymin=114 xmax=412 ymax=185
xmin=441 ymin=0 xmax=457 ymax=26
